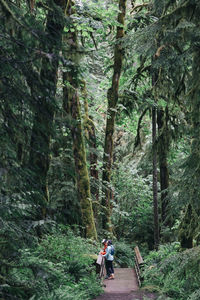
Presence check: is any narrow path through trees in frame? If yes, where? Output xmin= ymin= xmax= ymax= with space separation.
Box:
xmin=94 ymin=268 xmax=157 ymax=300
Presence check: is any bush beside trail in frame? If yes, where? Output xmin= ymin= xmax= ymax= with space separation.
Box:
xmin=1 ymin=227 xmax=103 ymax=300
xmin=142 ymin=243 xmax=200 ymax=300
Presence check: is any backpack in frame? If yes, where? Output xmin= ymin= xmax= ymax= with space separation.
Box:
xmin=110 ymin=245 xmax=115 ymax=255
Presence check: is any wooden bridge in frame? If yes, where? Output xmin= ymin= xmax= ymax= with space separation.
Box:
xmin=94 ymin=247 xmax=157 ymax=300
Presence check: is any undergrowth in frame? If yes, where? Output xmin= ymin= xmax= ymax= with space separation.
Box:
xmin=142 ymin=243 xmax=200 ymax=300
xmin=114 ymin=240 xmax=135 ymax=267
xmin=1 ymin=226 xmax=103 ymax=300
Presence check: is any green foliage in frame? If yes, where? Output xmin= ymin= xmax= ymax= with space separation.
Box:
xmin=112 ymin=164 xmax=154 ymax=249
xmin=113 ymin=240 xmax=135 ymax=268
xmin=144 ymin=243 xmax=180 ymax=265
xmin=48 ymin=118 xmax=80 ymax=225
xmin=143 ymin=244 xmax=200 ymax=300
xmin=1 ymin=227 xmax=102 ymax=300
xmin=187 ymin=289 xmax=200 ymax=300
xmin=1 ymin=0 xmax=200 ymax=298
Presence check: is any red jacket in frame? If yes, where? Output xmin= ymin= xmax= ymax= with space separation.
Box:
xmin=100 ymin=244 xmax=107 ymax=255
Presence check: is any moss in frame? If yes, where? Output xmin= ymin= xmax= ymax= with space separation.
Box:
xmin=28 ymin=0 xmax=67 ymax=215
xmin=178 ymin=204 xmax=199 ymax=249
xmin=62 ymin=9 xmax=97 ymax=240
xmin=102 ymin=0 xmax=127 ymax=233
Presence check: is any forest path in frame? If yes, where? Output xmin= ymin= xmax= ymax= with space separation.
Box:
xmin=93 ymin=268 xmax=158 ymax=300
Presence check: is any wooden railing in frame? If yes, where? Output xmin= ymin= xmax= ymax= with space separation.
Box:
xmin=96 ymin=254 xmax=105 ymax=279
xmin=99 ymin=256 xmax=105 ymax=279
xmin=134 ymin=246 xmax=144 ymax=286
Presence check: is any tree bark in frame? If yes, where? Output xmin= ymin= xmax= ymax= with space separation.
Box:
xmin=178 ymin=204 xmax=198 ymax=249
xmin=134 ymin=107 xmax=148 ymax=151
xmin=63 ymin=0 xmax=97 ymax=240
xmin=102 ymin=0 xmax=127 ymax=232
xmin=178 ymin=44 xmax=200 ymax=248
xmin=81 ymin=81 xmax=99 ymax=223
xmin=157 ymin=107 xmax=170 ymax=227
xmin=28 ymin=0 xmax=67 ymax=216
xmin=152 ymin=106 xmax=159 ymax=250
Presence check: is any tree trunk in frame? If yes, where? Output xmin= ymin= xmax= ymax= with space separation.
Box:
xmin=178 ymin=204 xmax=196 ymax=249
xmin=157 ymin=107 xmax=170 ymax=227
xmin=28 ymin=0 xmax=67 ymax=216
xmin=102 ymin=0 xmax=127 ymax=232
xmin=81 ymin=81 xmax=99 ymax=223
xmin=152 ymin=106 xmax=159 ymax=250
xmin=134 ymin=107 xmax=148 ymax=151
xmin=178 ymin=44 xmax=200 ymax=248
xmin=63 ymin=0 xmax=97 ymax=240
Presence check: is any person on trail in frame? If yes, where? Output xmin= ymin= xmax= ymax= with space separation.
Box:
xmin=102 ymin=239 xmax=114 ymax=280
xmin=100 ymin=239 xmax=107 ymax=255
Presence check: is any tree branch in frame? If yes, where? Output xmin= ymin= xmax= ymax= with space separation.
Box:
xmin=134 ymin=107 xmax=149 ymax=150
xmin=0 ymin=0 xmax=23 ymax=26
xmin=131 ymin=3 xmax=149 ymax=14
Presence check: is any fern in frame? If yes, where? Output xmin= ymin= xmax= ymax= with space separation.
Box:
xmin=143 ymin=245 xmax=200 ymax=300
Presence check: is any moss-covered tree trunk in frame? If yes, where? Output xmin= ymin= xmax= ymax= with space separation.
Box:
xmin=178 ymin=204 xmax=197 ymax=249
xmin=28 ymin=0 xmax=67 ymax=217
xmin=102 ymin=0 xmax=127 ymax=232
xmin=157 ymin=107 xmax=170 ymax=227
xmin=81 ymin=81 xmax=99 ymax=223
xmin=63 ymin=1 xmax=97 ymax=240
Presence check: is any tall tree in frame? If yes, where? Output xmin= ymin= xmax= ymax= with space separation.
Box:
xmin=81 ymin=81 xmax=99 ymax=223
xmin=157 ymin=107 xmax=170 ymax=227
xmin=179 ymin=38 xmax=200 ymax=248
xmin=28 ymin=0 xmax=67 ymax=217
xmin=150 ymin=0 xmax=200 ymax=247
xmin=152 ymin=57 xmax=159 ymax=249
xmin=63 ymin=0 xmax=97 ymax=240
xmin=152 ymin=105 xmax=159 ymax=250
xmin=102 ymin=0 xmax=127 ymax=232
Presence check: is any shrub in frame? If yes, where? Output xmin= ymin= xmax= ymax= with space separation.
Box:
xmin=143 ymin=244 xmax=200 ymax=300
xmin=112 ymin=167 xmax=154 ymax=250
xmin=113 ymin=240 xmax=135 ymax=267
xmin=1 ymin=227 xmax=103 ymax=300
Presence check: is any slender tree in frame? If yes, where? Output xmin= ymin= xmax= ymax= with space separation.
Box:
xmin=157 ymin=107 xmax=170 ymax=227
xmin=102 ymin=0 xmax=127 ymax=232
xmin=152 ymin=59 xmax=159 ymax=249
xmin=152 ymin=106 xmax=159 ymax=250
xmin=81 ymin=81 xmax=99 ymax=223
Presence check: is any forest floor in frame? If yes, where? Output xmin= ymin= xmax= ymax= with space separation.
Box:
xmin=93 ymin=268 xmax=158 ymax=300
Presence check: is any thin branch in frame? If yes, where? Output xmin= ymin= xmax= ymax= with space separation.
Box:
xmin=36 ymin=1 xmax=53 ymax=11
xmin=131 ymin=3 xmax=149 ymax=14
xmin=134 ymin=107 xmax=149 ymax=151
xmin=90 ymin=32 xmax=98 ymax=50
xmin=0 ymin=0 xmax=23 ymax=26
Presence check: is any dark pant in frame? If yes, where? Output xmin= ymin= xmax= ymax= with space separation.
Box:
xmin=105 ymin=260 xmax=114 ymax=277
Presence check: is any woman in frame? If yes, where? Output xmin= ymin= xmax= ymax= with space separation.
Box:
xmin=100 ymin=239 xmax=107 ymax=255
xmin=102 ymin=240 xmax=114 ymax=279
